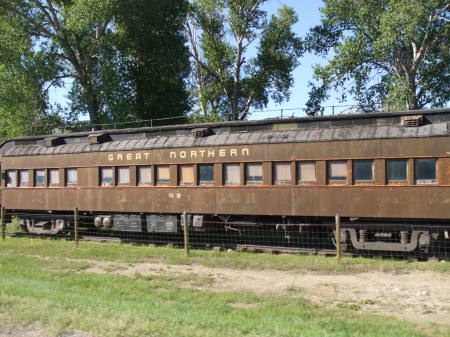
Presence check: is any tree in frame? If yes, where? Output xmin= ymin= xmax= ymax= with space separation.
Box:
xmin=0 ymin=0 xmax=191 ymax=127
xmin=115 ymin=0 xmax=191 ymax=125
xmin=185 ymin=0 xmax=303 ymax=120
xmin=305 ymin=0 xmax=450 ymax=115
xmin=0 ymin=6 xmax=62 ymax=141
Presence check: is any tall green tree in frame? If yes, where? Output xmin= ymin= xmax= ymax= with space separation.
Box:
xmin=185 ymin=0 xmax=303 ymax=120
xmin=0 ymin=6 xmax=62 ymax=141
xmin=0 ymin=0 xmax=190 ymax=127
xmin=115 ymin=0 xmax=191 ymax=125
xmin=306 ymin=0 xmax=450 ymax=115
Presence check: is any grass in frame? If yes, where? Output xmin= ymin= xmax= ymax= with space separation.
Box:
xmin=0 ymin=252 xmax=448 ymax=337
xmin=1 ymin=237 xmax=449 ymax=274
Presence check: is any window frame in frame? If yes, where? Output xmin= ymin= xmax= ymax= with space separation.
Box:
xmin=19 ymin=170 xmax=29 ymax=187
xmin=100 ymin=167 xmax=114 ymax=186
xmin=155 ymin=165 xmax=170 ymax=186
xmin=297 ymin=161 xmax=316 ymax=185
xmin=353 ymin=160 xmax=374 ymax=184
xmin=6 ymin=170 xmax=18 ymax=188
xmin=386 ymin=159 xmax=408 ymax=184
xmin=223 ymin=163 xmax=241 ymax=186
xmin=178 ymin=164 xmax=195 ymax=186
xmin=327 ymin=160 xmax=347 ymax=184
xmin=65 ymin=168 xmax=78 ymax=186
xmin=35 ymin=169 xmax=46 ymax=186
xmin=245 ymin=162 xmax=263 ymax=185
xmin=137 ymin=166 xmax=152 ymax=186
xmin=273 ymin=162 xmax=291 ymax=185
xmin=198 ymin=164 xmax=215 ymax=185
xmin=415 ymin=158 xmax=437 ymax=185
xmin=116 ymin=166 xmax=130 ymax=185
xmin=48 ymin=169 xmax=60 ymax=186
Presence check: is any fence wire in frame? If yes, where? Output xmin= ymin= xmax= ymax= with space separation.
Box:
xmin=2 ymin=209 xmax=449 ymax=261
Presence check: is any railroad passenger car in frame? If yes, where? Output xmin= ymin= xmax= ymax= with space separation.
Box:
xmin=1 ymin=108 xmax=450 ymax=253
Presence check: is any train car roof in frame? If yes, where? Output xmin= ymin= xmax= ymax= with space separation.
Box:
xmin=1 ymin=107 xmax=449 ymax=157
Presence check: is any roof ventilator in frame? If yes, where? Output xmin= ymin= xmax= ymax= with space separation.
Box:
xmin=192 ymin=128 xmax=210 ymax=138
xmin=401 ymin=115 xmax=423 ymax=127
xmin=88 ymin=132 xmax=110 ymax=145
xmin=43 ymin=136 xmax=65 ymax=147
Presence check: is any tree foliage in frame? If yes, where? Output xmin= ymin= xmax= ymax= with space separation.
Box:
xmin=306 ymin=0 xmax=450 ymax=115
xmin=0 ymin=0 xmax=190 ymax=127
xmin=0 ymin=6 xmax=62 ymax=141
xmin=185 ymin=0 xmax=303 ymax=120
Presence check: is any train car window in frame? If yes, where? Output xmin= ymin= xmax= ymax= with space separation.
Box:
xmin=19 ymin=170 xmax=28 ymax=187
xmin=138 ymin=166 xmax=152 ymax=185
xmin=49 ymin=169 xmax=60 ymax=185
xmin=179 ymin=165 xmax=194 ymax=185
xmin=387 ymin=159 xmax=407 ymax=182
xmin=224 ymin=163 xmax=240 ymax=185
xmin=100 ymin=167 xmax=113 ymax=186
xmin=327 ymin=161 xmax=347 ymax=183
xmin=245 ymin=163 xmax=263 ymax=184
xmin=35 ymin=169 xmax=46 ymax=186
xmin=156 ymin=165 xmax=170 ymax=185
xmin=65 ymin=168 xmax=77 ymax=185
xmin=415 ymin=158 xmax=437 ymax=184
xmin=117 ymin=167 xmax=130 ymax=185
xmin=198 ymin=164 xmax=214 ymax=185
xmin=6 ymin=170 xmax=17 ymax=187
xmin=353 ymin=160 xmax=374 ymax=182
xmin=297 ymin=162 xmax=316 ymax=183
xmin=273 ymin=162 xmax=291 ymax=185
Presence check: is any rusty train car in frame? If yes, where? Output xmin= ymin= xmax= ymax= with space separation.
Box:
xmin=1 ymin=108 xmax=450 ymax=254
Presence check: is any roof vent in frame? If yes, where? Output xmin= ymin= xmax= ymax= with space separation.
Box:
xmin=401 ymin=115 xmax=423 ymax=127
xmin=192 ymin=128 xmax=210 ymax=138
xmin=43 ymin=136 xmax=65 ymax=147
xmin=88 ymin=132 xmax=110 ymax=145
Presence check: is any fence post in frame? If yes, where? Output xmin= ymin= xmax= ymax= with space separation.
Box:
xmin=183 ymin=211 xmax=190 ymax=257
xmin=335 ymin=214 xmax=341 ymax=262
xmin=1 ymin=206 xmax=5 ymax=240
xmin=74 ymin=207 xmax=79 ymax=246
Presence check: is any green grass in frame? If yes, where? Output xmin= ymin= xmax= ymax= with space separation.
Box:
xmin=1 ymin=237 xmax=449 ymax=274
xmin=0 ymin=253 xmax=448 ymax=337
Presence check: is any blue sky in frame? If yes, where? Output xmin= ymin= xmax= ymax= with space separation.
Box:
xmin=50 ymin=0 xmax=356 ymax=120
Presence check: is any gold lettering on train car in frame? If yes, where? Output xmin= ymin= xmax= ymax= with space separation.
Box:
xmin=199 ymin=150 xmax=206 ymax=157
xmin=208 ymin=150 xmax=214 ymax=157
xmin=170 ymin=152 xmax=176 ymax=159
xmin=230 ymin=149 xmax=237 ymax=156
xmin=219 ymin=149 xmax=226 ymax=157
xmin=242 ymin=148 xmax=249 ymax=156
xmin=180 ymin=151 xmax=187 ymax=158
xmin=191 ymin=151 xmax=197 ymax=158
xmin=108 ymin=154 xmax=114 ymax=161
xmin=117 ymin=154 xmax=123 ymax=160
xmin=144 ymin=153 xmax=150 ymax=159
xmin=135 ymin=153 xmax=142 ymax=160
xmin=127 ymin=153 xmax=132 ymax=160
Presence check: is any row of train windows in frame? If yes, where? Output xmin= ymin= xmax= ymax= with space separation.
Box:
xmin=4 ymin=158 xmax=437 ymax=187
xmin=5 ymin=168 xmax=77 ymax=187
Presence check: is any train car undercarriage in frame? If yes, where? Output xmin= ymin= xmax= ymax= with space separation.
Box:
xmin=13 ymin=210 xmax=450 ymax=257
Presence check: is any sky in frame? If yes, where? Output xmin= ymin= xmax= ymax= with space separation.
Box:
xmin=49 ymin=0 xmax=356 ymax=121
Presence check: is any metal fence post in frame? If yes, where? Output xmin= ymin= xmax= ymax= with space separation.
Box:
xmin=183 ymin=211 xmax=190 ymax=257
xmin=335 ymin=214 xmax=341 ymax=262
xmin=1 ymin=206 xmax=5 ymax=240
xmin=74 ymin=207 xmax=79 ymax=246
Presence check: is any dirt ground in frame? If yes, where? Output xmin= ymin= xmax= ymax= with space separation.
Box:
xmin=2 ymin=257 xmax=449 ymax=336
xmin=79 ymin=258 xmax=450 ymax=326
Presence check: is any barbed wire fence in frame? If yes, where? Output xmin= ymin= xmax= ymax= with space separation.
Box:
xmin=1 ymin=206 xmax=449 ymax=261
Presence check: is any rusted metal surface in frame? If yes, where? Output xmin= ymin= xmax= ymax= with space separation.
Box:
xmin=0 ymin=108 xmax=449 ymax=224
